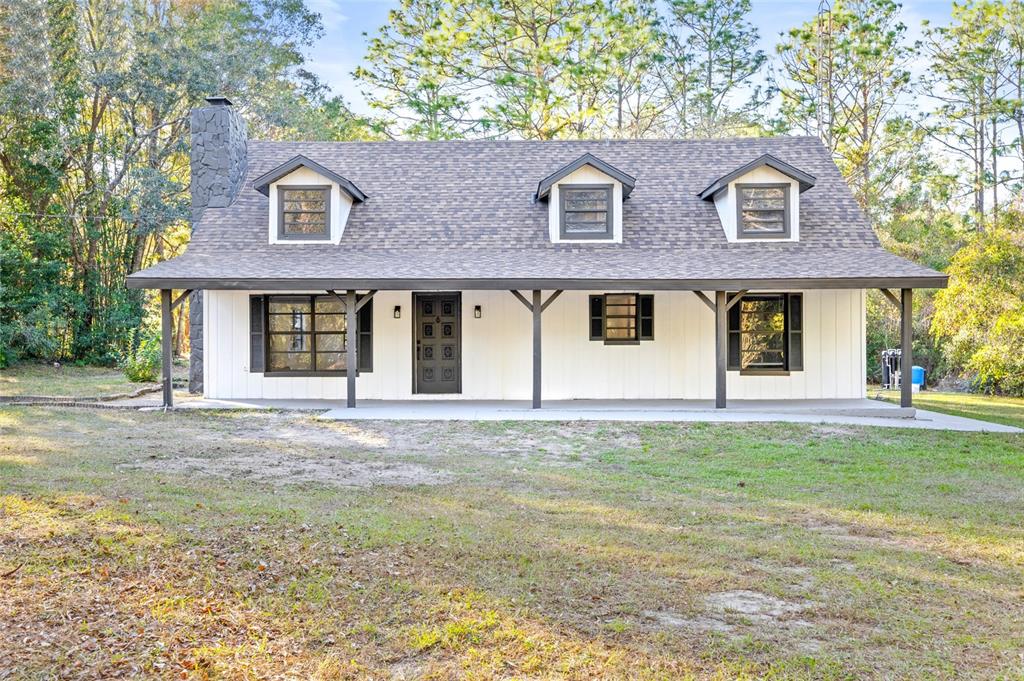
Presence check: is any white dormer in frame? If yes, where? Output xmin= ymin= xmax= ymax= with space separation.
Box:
xmin=699 ymin=154 xmax=816 ymax=243
xmin=251 ymin=155 xmax=366 ymax=245
xmin=535 ymin=153 xmax=636 ymax=244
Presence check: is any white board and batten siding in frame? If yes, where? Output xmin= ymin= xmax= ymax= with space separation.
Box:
xmin=203 ymin=289 xmax=866 ymax=401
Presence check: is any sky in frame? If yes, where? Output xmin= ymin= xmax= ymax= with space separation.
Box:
xmin=303 ymin=0 xmax=957 ymax=115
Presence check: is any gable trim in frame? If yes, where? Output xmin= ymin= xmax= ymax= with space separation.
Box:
xmin=698 ymin=153 xmax=816 ymax=201
xmin=252 ymin=154 xmax=367 ymax=202
xmin=536 ymin=153 xmax=636 ymax=201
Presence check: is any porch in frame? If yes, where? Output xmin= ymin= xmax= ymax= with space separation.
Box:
xmin=156 ymin=285 xmax=919 ymax=410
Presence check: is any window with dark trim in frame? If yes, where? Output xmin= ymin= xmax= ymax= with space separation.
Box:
xmin=728 ymin=293 xmax=802 ymax=373
xmin=249 ymin=294 xmax=372 ymax=375
xmin=277 ymin=185 xmax=331 ymax=240
xmin=736 ymin=183 xmax=790 ymax=238
xmin=589 ymin=294 xmax=654 ymax=344
xmin=560 ymin=184 xmax=613 ymax=240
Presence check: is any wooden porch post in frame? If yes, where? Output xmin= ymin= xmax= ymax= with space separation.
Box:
xmin=161 ymin=289 xmax=173 ymax=408
xmin=509 ymin=289 xmax=561 ymax=409
xmin=715 ymin=290 xmax=727 ymax=409
xmin=901 ymin=288 xmax=913 ymax=408
xmin=347 ymin=289 xmax=357 ymax=408
xmin=532 ymin=289 xmax=542 ymax=409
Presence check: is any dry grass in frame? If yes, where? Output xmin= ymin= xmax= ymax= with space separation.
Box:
xmin=1 ymin=408 xmax=1023 ymax=679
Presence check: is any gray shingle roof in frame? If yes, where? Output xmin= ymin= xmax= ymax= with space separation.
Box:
xmin=128 ymin=136 xmax=946 ymax=289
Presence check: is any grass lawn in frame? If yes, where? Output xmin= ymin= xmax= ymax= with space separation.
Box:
xmin=1 ymin=408 xmax=1022 ymax=679
xmin=0 ymin=362 xmax=154 ymax=398
xmin=876 ymin=389 xmax=1024 ymax=430
xmin=0 ymin=362 xmax=189 ymax=399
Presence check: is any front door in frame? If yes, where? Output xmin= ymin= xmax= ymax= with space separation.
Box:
xmin=415 ymin=293 xmax=461 ymax=393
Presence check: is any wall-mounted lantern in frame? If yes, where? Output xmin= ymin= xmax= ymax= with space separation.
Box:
xmin=393 ymin=305 xmax=402 ymax=319
xmin=474 ymin=305 xmax=482 ymax=319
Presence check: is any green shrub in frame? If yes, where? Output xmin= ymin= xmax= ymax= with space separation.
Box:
xmin=932 ymin=215 xmax=1024 ymax=397
xmin=116 ymin=329 xmax=162 ymax=383
xmin=0 ymin=307 xmax=60 ymax=367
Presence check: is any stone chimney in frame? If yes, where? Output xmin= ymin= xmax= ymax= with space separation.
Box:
xmin=188 ymin=96 xmax=247 ymax=394
xmin=190 ymin=96 xmax=247 ymax=224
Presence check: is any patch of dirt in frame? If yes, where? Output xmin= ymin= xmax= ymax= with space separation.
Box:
xmin=388 ymin=658 xmax=429 ymax=680
xmin=241 ymin=413 xmax=642 ymax=465
xmin=641 ymin=609 xmax=734 ymax=633
xmin=643 ymin=590 xmax=813 ymax=635
xmin=116 ymin=412 xmax=645 ymax=487
xmin=803 ymin=519 xmax=906 ymax=549
xmin=430 ymin=421 xmax=645 ymax=466
xmin=120 ymin=452 xmax=452 ymax=489
xmin=705 ymin=589 xmax=809 ymax=621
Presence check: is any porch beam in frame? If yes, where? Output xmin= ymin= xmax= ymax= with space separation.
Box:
xmin=725 ymin=290 xmax=748 ymax=311
xmin=346 ymin=289 xmax=357 ymax=408
xmin=509 ymin=289 xmax=533 ymax=312
xmin=532 ymin=289 xmax=542 ymax=409
xmin=879 ymin=288 xmax=901 ymax=309
xmin=715 ymin=290 xmax=727 ymax=409
xmin=693 ymin=290 xmax=716 ymax=313
xmin=540 ymin=289 xmax=563 ymax=313
xmin=161 ymin=289 xmax=173 ymax=408
xmin=355 ymin=290 xmax=377 ymax=312
xmin=901 ymin=288 xmax=913 ymax=408
xmin=170 ymin=289 xmax=193 ymax=311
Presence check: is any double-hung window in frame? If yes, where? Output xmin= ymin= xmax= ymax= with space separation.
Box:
xmin=736 ymin=184 xmax=790 ymax=238
xmin=727 ymin=293 xmax=802 ymax=373
xmin=278 ymin=186 xmax=330 ymax=240
xmin=560 ymin=185 xmax=613 ymax=240
xmin=249 ymin=295 xmax=372 ymax=375
xmin=589 ymin=293 xmax=654 ymax=344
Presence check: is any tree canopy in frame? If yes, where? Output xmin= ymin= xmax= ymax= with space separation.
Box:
xmin=2 ymin=0 xmax=1023 ymax=395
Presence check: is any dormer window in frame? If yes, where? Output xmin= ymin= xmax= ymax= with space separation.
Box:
xmin=699 ymin=154 xmax=815 ymax=244
xmin=536 ymin=153 xmax=635 ymax=244
xmin=252 ymin=154 xmax=366 ymax=245
xmin=278 ymin=186 xmax=330 ymax=240
xmin=737 ymin=184 xmax=790 ymax=238
xmin=560 ymin=185 xmax=613 ymax=240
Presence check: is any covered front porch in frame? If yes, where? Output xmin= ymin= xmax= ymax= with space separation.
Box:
xmin=154 ymin=282 xmax=921 ymax=411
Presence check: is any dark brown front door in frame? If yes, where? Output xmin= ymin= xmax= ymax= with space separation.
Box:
xmin=415 ymin=293 xmax=461 ymax=393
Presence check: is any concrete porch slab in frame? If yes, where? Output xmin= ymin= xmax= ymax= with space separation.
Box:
xmin=168 ymin=397 xmax=1021 ymax=433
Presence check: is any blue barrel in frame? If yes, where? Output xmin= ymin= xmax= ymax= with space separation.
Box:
xmin=911 ymin=366 xmax=925 ymax=387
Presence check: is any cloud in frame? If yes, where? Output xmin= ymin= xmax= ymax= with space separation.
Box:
xmin=306 ymin=0 xmax=348 ymax=31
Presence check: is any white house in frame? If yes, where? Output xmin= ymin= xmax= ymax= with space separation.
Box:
xmin=128 ymin=98 xmax=947 ymax=410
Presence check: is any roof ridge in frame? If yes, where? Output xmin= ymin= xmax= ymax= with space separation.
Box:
xmin=247 ymin=135 xmax=823 ymax=147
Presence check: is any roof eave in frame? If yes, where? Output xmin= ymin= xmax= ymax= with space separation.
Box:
xmin=126 ymin=274 xmax=949 ymax=291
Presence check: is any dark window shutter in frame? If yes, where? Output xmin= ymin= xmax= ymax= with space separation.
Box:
xmin=249 ymin=295 xmax=265 ymax=372
xmin=724 ymin=299 xmax=741 ymax=372
xmin=357 ymin=298 xmax=373 ymax=372
xmin=787 ymin=293 xmax=803 ymax=371
xmin=638 ymin=295 xmax=654 ymax=340
xmin=589 ymin=295 xmax=604 ymax=340
xmin=727 ymin=296 xmax=741 ymax=370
